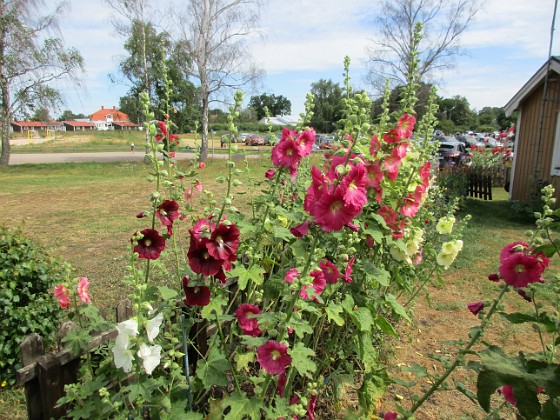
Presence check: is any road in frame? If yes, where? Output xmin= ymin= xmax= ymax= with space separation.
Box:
xmin=8 ymin=151 xmax=254 ymax=165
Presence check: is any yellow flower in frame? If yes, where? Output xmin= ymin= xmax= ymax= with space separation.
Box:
xmin=436 ymin=216 xmax=455 ymax=235
xmin=1 ymin=380 xmax=6 ymax=387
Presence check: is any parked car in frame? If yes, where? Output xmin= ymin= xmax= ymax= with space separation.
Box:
xmin=263 ymin=134 xmax=278 ymax=145
xmin=319 ymin=135 xmax=335 ymax=149
xmin=246 ymin=134 xmax=264 ymax=146
xmin=238 ymin=133 xmax=251 ymax=143
xmin=437 ymin=141 xmax=470 ymax=167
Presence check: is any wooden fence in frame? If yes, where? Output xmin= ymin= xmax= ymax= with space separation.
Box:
xmin=16 ymin=300 xmax=134 ymax=420
xmin=467 ymin=173 xmax=493 ymax=200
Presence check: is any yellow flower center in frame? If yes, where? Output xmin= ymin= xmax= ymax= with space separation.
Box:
xmin=145 ymin=239 xmax=152 ymax=247
xmin=271 ymin=350 xmax=281 ymax=360
xmin=515 ymin=264 xmax=525 ymax=273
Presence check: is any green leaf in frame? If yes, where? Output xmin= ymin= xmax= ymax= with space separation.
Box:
xmin=222 ymin=391 xmax=263 ymax=420
xmin=349 ymin=306 xmax=375 ymax=333
xmin=273 ymin=226 xmax=293 ymax=241
xmin=196 ymin=347 xmax=231 ymax=388
xmin=157 ymin=285 xmax=178 ymax=300
xmin=341 ymin=294 xmax=355 ymax=314
xmin=200 ymin=295 xmax=228 ymax=320
xmin=358 ymin=332 xmax=378 ymax=372
xmin=235 ymin=352 xmax=255 ymax=372
xmin=288 ymin=342 xmax=316 ymax=378
xmin=325 ymin=302 xmax=345 ymax=326
xmin=229 ymin=265 xmax=266 ymax=290
xmin=533 ymin=243 xmax=558 ymax=258
xmin=384 ymin=294 xmax=411 ymax=323
xmin=374 ymin=315 xmax=398 ymax=337
xmin=289 ymin=317 xmax=313 ymax=339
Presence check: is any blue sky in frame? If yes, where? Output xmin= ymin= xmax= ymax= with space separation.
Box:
xmin=50 ymin=0 xmax=560 ymax=118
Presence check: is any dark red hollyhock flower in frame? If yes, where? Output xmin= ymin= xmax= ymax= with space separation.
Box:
xmin=187 ymin=235 xmax=223 ymax=276
xmin=290 ymin=220 xmax=310 ymax=238
xmin=467 ymin=301 xmax=485 ymax=315
xmin=136 ymin=211 xmax=146 ymax=218
xmin=319 ymin=258 xmax=340 ymax=284
xmin=517 ymin=288 xmax=533 ymax=302
xmin=214 ymin=267 xmax=227 ymax=284
xmin=500 ymin=385 xmax=517 ymax=406
xmin=133 ymin=229 xmax=166 ymax=260
xmin=307 ymin=394 xmax=318 ymax=420
xmin=256 ymin=340 xmax=292 ymax=375
xmin=277 ymin=372 xmax=287 ymax=397
xmin=206 ymin=222 xmax=240 ymax=262
xmin=182 ymin=276 xmax=211 ymax=307
xmin=342 ymin=256 xmax=356 ymax=283
xmin=265 ymin=169 xmax=276 ymax=180
xmin=488 ymin=273 xmax=500 ymax=282
xmin=157 ymin=200 xmax=180 ymax=227
xmin=236 ymin=303 xmax=262 ymax=336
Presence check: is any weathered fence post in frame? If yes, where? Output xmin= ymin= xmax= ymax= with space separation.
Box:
xmin=20 ymin=334 xmax=44 ymax=420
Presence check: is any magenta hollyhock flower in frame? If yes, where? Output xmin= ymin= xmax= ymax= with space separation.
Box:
xmin=136 ymin=211 xmax=146 ymax=218
xmin=383 ymin=155 xmax=401 ymax=182
xmin=500 ymin=241 xmax=529 ymax=261
xmin=307 ymin=394 xmax=318 ymax=420
xmin=206 ymin=222 xmax=240 ymax=262
xmin=182 ymin=277 xmax=211 ymax=307
xmin=277 ymin=372 xmax=287 ymax=397
xmin=187 ymin=235 xmax=224 ymax=276
xmin=271 ymin=137 xmax=302 ymax=173
xmin=256 ymin=340 xmax=292 ymax=375
xmin=378 ymin=206 xmax=398 ymax=229
xmin=342 ymin=256 xmax=356 ymax=283
xmin=500 ymin=385 xmax=517 ymax=406
xmin=285 ymin=268 xmax=300 ymax=284
xmin=517 ymin=288 xmax=533 ymax=302
xmin=77 ymin=277 xmax=92 ymax=304
xmin=313 ymin=187 xmax=362 ymax=232
xmin=392 ymin=142 xmax=409 ymax=160
xmin=290 ymin=220 xmax=310 ymax=238
xmin=369 ymin=134 xmax=381 ymax=156
xmin=300 ymin=270 xmax=327 ymax=301
xmin=320 ymin=259 xmax=340 ymax=284
xmin=236 ymin=303 xmax=262 ymax=336
xmin=419 ymin=161 xmax=432 ymax=186
xmin=383 ymin=128 xmax=401 ymax=144
xmin=467 ymin=301 xmax=484 ymax=315
xmin=133 ymin=229 xmax=166 ymax=260
xmin=341 ymin=164 xmax=368 ymax=208
xmin=190 ymin=218 xmax=215 ymax=241
xmin=156 ymin=200 xmax=180 ymax=228
xmin=499 ymin=252 xmax=546 ymax=288
xmin=365 ymin=162 xmax=384 ymax=188
xmin=53 ymin=284 xmax=70 ymax=308
xmin=265 ymin=169 xmax=276 ymax=180
xmin=383 ymin=412 xmax=398 ymax=420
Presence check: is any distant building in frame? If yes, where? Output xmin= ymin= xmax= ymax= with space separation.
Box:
xmin=63 ymin=121 xmax=95 ymax=131
xmin=258 ymin=115 xmax=300 ymax=126
xmin=10 ymin=121 xmax=48 ymax=133
xmin=90 ymin=106 xmax=139 ymax=131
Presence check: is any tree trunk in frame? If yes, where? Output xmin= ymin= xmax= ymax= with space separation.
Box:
xmin=200 ymin=93 xmax=209 ymax=162
xmin=0 ymin=117 xmax=9 ymax=166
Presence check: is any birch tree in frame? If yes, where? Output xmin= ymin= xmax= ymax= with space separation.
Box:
xmin=0 ymin=0 xmax=83 ymax=166
xmin=366 ymin=0 xmax=479 ymax=93
xmin=176 ymin=0 xmax=265 ymax=162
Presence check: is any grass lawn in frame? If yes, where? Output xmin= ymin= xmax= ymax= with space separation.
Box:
xmin=0 ymin=160 xmax=551 ymax=418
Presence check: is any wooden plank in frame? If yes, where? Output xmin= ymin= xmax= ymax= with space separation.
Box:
xmin=37 ymin=354 xmax=66 ymax=419
xmin=19 ymin=334 xmax=44 ymax=420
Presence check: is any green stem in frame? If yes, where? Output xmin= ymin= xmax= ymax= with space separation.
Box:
xmin=410 ymin=284 xmax=509 ymax=413
xmin=215 ymin=312 xmax=241 ymax=392
xmin=403 ymin=265 xmax=437 ymax=307
xmin=532 ymin=297 xmax=548 ymax=358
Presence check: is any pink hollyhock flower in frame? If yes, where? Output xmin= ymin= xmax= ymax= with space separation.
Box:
xmin=265 ymin=169 xmax=276 ymax=180
xmin=187 ymin=235 xmax=224 ymax=276
xmin=155 ymin=134 xmax=164 ymax=142
xmin=347 ymin=222 xmax=360 ymax=231
xmin=77 ymin=277 xmax=92 ymax=304
xmin=156 ymin=200 xmax=180 ymax=228
xmin=271 ymin=136 xmax=302 ymax=173
xmin=190 ymin=218 xmax=215 ymax=241
xmin=383 ymin=155 xmax=401 ymax=182
xmin=378 ymin=206 xmax=398 ymax=229
xmin=342 ymin=256 xmax=356 ymax=283
xmin=467 ymin=301 xmax=484 ymax=315
xmin=169 ymin=151 xmax=176 ymax=158
xmin=169 ymin=134 xmax=179 ymax=145
xmin=256 ymin=340 xmax=292 ymax=375
xmin=365 ymin=162 xmax=384 ymax=188
xmin=500 ymin=241 xmax=529 ymax=261
xmin=419 ymin=161 xmax=432 ymax=186
xmin=392 ymin=142 xmax=409 ymax=160
xmin=285 ymin=268 xmax=300 ymax=284
xmin=199 ymin=162 xmax=206 ymax=169
xmin=383 ymin=412 xmax=398 ymax=420
xmin=500 ymin=385 xmax=517 ymax=406
xmin=296 ymin=128 xmax=316 ymax=156
xmin=307 ymin=394 xmax=317 ymax=420
xmin=53 ymin=284 xmax=70 ymax=308
xmin=499 ymin=251 xmax=546 ymax=288
xmin=397 ymin=113 xmax=416 ymax=138
xmin=206 ymin=222 xmax=240 ymax=262
xmin=320 ymin=259 xmax=340 ymax=284
xmin=369 ymin=134 xmax=381 ymax=156
xmin=133 ymin=229 xmax=166 ymax=260
xmin=236 ymin=303 xmax=262 ymax=336
xmin=341 ymin=164 xmax=368 ymax=208
xmin=300 ymin=270 xmax=326 ymax=301
xmin=290 ymin=220 xmax=310 ymax=238
xmin=182 ymin=277 xmax=211 ymax=307
xmin=157 ymin=121 xmax=168 ymax=138
xmin=383 ymin=128 xmax=401 ymax=144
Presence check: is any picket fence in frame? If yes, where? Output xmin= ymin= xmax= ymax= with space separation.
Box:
xmin=467 ymin=173 xmax=493 ymax=200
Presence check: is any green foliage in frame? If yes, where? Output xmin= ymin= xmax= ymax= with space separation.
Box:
xmin=0 ymin=227 xmax=69 ymax=385
xmin=249 ymin=93 xmax=292 ymax=121
xmin=309 ymin=79 xmax=344 ymax=133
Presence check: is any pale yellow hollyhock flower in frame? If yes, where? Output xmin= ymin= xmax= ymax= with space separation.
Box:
xmin=405 ymin=240 xmax=420 ymax=257
xmin=436 ymin=216 xmax=455 ymax=235
xmin=391 ymin=246 xmax=412 ymax=264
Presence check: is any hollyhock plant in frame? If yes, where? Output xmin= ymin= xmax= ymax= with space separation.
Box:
xmin=236 ymin=303 xmax=262 ymax=336
xmin=156 ymin=200 xmax=180 ymax=229
xmin=187 ymin=235 xmax=224 ymax=276
xmin=498 ymin=252 xmax=546 ymax=288
xmin=290 ymin=220 xmax=310 ymax=238
xmin=137 ymin=344 xmax=162 ymax=375
xmin=206 ymin=222 xmax=240 ymax=262
xmin=285 ymin=268 xmax=300 ymax=284
xmin=319 ymin=259 xmax=340 ymax=284
xmin=133 ymin=229 xmax=166 ymax=260
xmin=467 ymin=301 xmax=485 ymax=316
xmin=76 ymin=277 xmax=92 ymax=304
xmin=300 ymin=269 xmax=327 ymax=301
xmin=256 ymin=340 xmax=292 ymax=375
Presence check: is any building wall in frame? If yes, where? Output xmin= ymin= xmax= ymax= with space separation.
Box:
xmin=511 ymin=77 xmax=560 ymax=203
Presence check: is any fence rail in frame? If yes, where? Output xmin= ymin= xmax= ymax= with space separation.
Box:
xmin=467 ymin=173 xmax=493 ymax=200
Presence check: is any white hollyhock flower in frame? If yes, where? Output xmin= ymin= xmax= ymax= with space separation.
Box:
xmin=145 ymin=312 xmax=164 ymax=343
xmin=137 ymin=344 xmax=162 ymax=375
xmin=116 ymin=319 xmax=139 ymax=338
xmin=112 ymin=338 xmax=134 ymax=372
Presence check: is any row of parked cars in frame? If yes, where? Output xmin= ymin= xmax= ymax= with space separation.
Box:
xmin=221 ymin=133 xmax=278 ymax=146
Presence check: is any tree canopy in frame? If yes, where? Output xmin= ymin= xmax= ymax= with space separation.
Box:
xmin=309 ymin=79 xmax=344 ymax=133
xmin=249 ymin=93 xmax=291 ymax=121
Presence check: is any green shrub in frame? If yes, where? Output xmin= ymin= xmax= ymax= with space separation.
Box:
xmin=0 ymin=227 xmax=70 ymax=385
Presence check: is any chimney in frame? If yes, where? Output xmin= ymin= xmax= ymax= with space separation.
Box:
xmin=113 ymin=106 xmax=116 ymax=110
xmin=101 ymin=106 xmax=104 ymax=109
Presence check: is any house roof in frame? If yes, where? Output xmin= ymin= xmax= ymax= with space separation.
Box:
xmin=63 ymin=121 xmax=95 ymax=127
xmin=113 ymin=121 xmax=139 ymax=127
xmin=11 ymin=121 xmax=48 ymax=127
xmin=504 ymin=56 xmax=560 ymax=116
xmin=90 ymin=106 xmax=129 ymax=122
